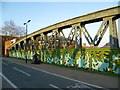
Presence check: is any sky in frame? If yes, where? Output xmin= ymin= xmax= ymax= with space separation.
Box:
xmin=1 ymin=1 xmax=120 ymax=47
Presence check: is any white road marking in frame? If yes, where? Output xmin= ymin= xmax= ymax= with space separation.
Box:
xmin=37 ymin=69 xmax=104 ymax=89
xmin=12 ymin=67 xmax=31 ymax=76
xmin=67 ymin=83 xmax=92 ymax=89
xmin=0 ymin=73 xmax=19 ymax=89
xmin=2 ymin=62 xmax=8 ymax=65
xmin=49 ymin=84 xmax=62 ymax=90
xmin=4 ymin=60 xmax=105 ymax=89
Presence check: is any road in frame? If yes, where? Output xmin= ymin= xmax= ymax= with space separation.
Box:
xmin=0 ymin=59 xmax=108 ymax=90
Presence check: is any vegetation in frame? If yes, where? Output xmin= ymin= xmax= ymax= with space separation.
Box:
xmin=0 ymin=20 xmax=26 ymax=37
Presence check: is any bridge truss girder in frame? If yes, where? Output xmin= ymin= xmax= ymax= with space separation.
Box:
xmin=9 ymin=7 xmax=120 ymax=51
xmin=11 ymin=16 xmax=119 ymax=51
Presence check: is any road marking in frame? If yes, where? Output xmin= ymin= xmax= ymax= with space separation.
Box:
xmin=39 ymin=70 xmax=104 ymax=89
xmin=49 ymin=84 xmax=62 ymax=90
xmin=0 ymin=73 xmax=19 ymax=89
xmin=12 ymin=67 xmax=31 ymax=76
xmin=2 ymin=62 xmax=8 ymax=65
xmin=4 ymin=60 xmax=106 ymax=89
xmin=29 ymin=66 xmax=105 ymax=89
xmin=67 ymin=83 xmax=92 ymax=89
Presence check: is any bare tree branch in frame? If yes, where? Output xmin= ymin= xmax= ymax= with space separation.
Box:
xmin=0 ymin=20 xmax=26 ymax=37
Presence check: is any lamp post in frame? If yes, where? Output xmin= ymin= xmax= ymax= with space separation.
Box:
xmin=24 ymin=20 xmax=31 ymax=63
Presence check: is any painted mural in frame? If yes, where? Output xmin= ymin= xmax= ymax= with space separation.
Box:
xmin=9 ymin=48 xmax=120 ymax=74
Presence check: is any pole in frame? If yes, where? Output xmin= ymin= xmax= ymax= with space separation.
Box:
xmin=24 ymin=20 xmax=31 ymax=63
xmin=25 ymin=24 xmax=27 ymax=63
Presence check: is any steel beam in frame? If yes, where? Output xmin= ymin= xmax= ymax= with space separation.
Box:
xmin=72 ymin=23 xmax=82 ymax=49
xmin=109 ymin=18 xmax=119 ymax=48
xmin=82 ymin=25 xmax=93 ymax=45
xmin=93 ymin=17 xmax=110 ymax=46
xmin=52 ymin=29 xmax=60 ymax=49
xmin=60 ymin=30 xmax=67 ymax=49
xmin=113 ymin=20 xmax=119 ymax=48
xmin=18 ymin=43 xmax=21 ymax=50
xmin=9 ymin=6 xmax=120 ymax=49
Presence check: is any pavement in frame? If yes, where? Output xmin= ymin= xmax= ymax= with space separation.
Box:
xmin=1 ymin=57 xmax=120 ymax=90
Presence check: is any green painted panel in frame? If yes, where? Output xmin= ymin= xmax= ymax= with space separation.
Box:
xmin=8 ymin=48 xmax=120 ymax=74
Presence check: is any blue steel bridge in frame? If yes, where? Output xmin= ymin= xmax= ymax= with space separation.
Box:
xmin=8 ymin=6 xmax=120 ymax=74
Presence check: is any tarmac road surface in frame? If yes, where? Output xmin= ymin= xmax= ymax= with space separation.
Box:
xmin=1 ymin=57 xmax=119 ymax=90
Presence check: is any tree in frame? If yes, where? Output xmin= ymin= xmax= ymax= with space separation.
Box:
xmin=0 ymin=20 xmax=26 ymax=37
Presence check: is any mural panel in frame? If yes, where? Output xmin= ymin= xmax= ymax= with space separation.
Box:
xmin=9 ymin=48 xmax=120 ymax=74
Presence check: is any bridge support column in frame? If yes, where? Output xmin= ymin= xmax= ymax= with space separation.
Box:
xmin=109 ymin=17 xmax=119 ymax=48
xmin=60 ymin=30 xmax=66 ymax=49
xmin=41 ymin=34 xmax=43 ymax=50
xmin=38 ymin=34 xmax=42 ymax=50
xmin=18 ymin=43 xmax=22 ymax=57
xmin=18 ymin=43 xmax=21 ymax=50
xmin=23 ymin=40 xmax=26 ymax=50
xmin=40 ymin=33 xmax=48 ymax=50
xmin=31 ymin=37 xmax=35 ymax=50
xmin=44 ymin=34 xmax=48 ymax=50
xmin=52 ymin=29 xmax=60 ymax=49
xmin=72 ymin=23 xmax=82 ymax=49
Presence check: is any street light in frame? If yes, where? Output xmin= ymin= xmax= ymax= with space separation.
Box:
xmin=24 ymin=20 xmax=31 ymax=63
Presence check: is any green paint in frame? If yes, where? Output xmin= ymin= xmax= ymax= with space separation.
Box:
xmin=8 ymin=48 xmax=120 ymax=74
